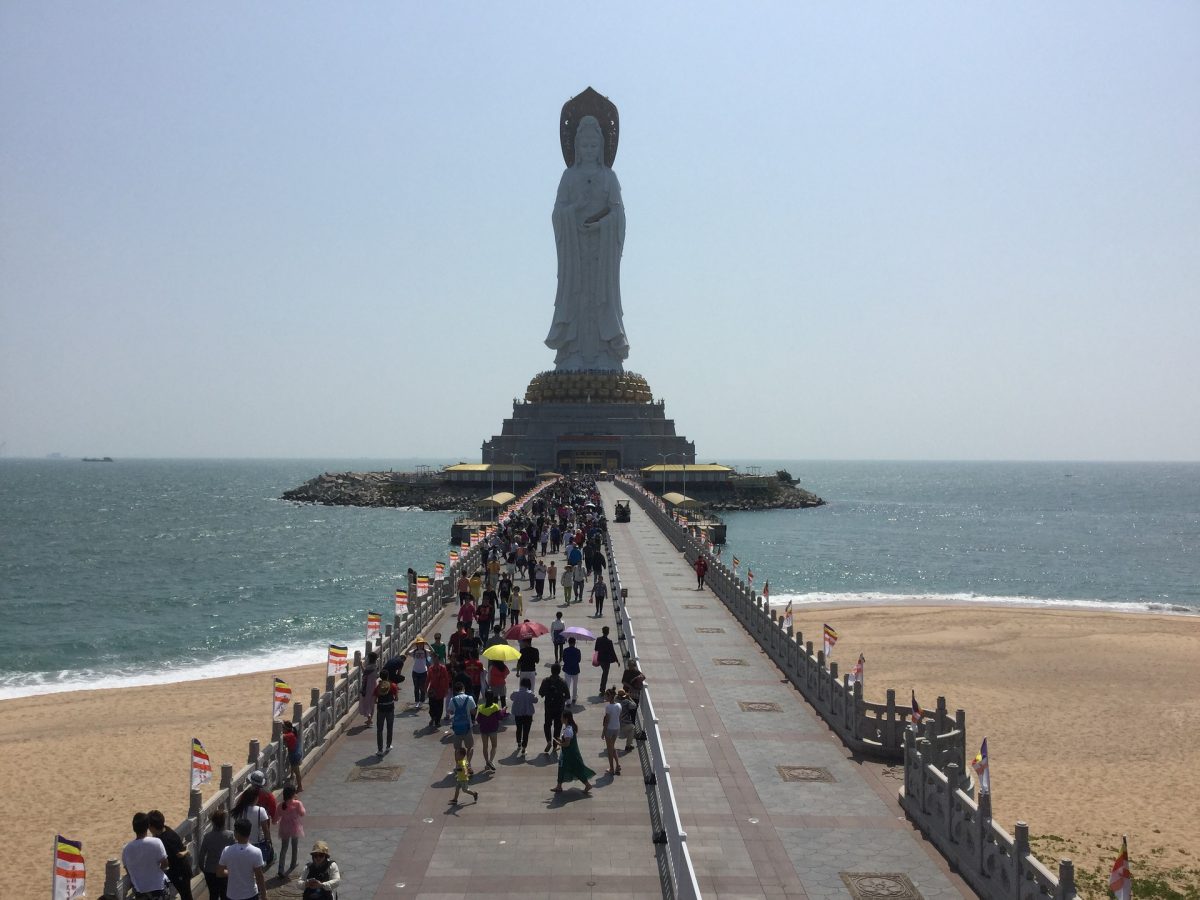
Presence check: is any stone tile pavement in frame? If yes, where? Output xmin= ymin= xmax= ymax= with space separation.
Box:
xmin=598 ymin=484 xmax=973 ymax=900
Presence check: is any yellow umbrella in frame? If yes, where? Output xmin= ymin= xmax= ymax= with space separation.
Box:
xmin=481 ymin=643 xmax=520 ymax=662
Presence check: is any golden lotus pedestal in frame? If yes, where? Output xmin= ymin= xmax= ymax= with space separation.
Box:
xmin=482 ymin=370 xmax=693 ymax=473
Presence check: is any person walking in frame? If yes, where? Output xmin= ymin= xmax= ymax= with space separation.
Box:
xmin=547 ymin=560 xmax=558 ymax=598
xmin=360 ymin=651 xmax=379 ymax=726
xmin=273 ymin=784 xmax=305 ymax=880
xmin=602 ymin=688 xmax=623 ymax=776
xmin=300 ymin=841 xmax=340 ymax=900
xmin=538 ymin=663 xmax=571 ymax=754
xmin=426 ymin=656 xmax=451 ymax=729
xmin=147 ymin=810 xmax=193 ymax=900
xmin=694 ymin=555 xmax=708 ymax=590
xmin=217 ymin=819 xmax=267 ymax=900
xmin=230 ymin=783 xmax=272 ymax=868
xmin=487 ymin=658 xmax=510 ymax=708
xmin=431 ymin=632 xmax=447 ymax=663
xmin=550 ymin=611 xmax=566 ymax=663
xmin=572 ymin=565 xmax=586 ymax=606
xmin=451 ymin=746 xmax=479 ymax=805
xmin=122 ymin=812 xmax=169 ymax=899
xmin=561 ymin=636 xmax=582 ymax=706
xmin=551 ymin=710 xmax=595 ymax=794
xmin=535 ymin=560 xmax=547 ymax=599
xmin=447 ymin=681 xmax=478 ymax=773
xmin=280 ymin=721 xmax=303 ymax=792
xmin=594 ymin=626 xmax=618 ymax=696
xmin=509 ymin=584 xmax=523 ymax=626
xmin=591 ymin=577 xmax=608 ymax=618
xmin=198 ymin=810 xmax=234 ymax=900
xmin=374 ymin=669 xmax=398 ymax=755
xmin=516 ymin=638 xmax=540 ymax=695
xmin=562 ymin=565 xmax=574 ymax=604
xmin=510 ymin=677 xmax=537 ymax=756
xmin=409 ymin=637 xmax=430 ymax=707
xmin=476 ymin=690 xmax=503 ymax=771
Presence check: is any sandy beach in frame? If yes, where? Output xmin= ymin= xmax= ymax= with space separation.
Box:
xmin=3 ymin=606 xmax=1198 ymax=897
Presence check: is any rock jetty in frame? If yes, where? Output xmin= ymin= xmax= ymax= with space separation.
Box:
xmin=667 ymin=474 xmax=826 ymax=512
xmin=281 ymin=472 xmax=479 ymax=511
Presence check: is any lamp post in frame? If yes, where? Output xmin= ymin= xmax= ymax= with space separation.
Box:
xmin=657 ymin=452 xmax=680 ymax=495
xmin=509 ymin=452 xmax=519 ymax=495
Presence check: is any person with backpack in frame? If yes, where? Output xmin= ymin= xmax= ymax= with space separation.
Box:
xmin=591 ymin=577 xmax=608 ymax=618
xmin=447 ymin=680 xmax=478 ymax=774
xmin=374 ymin=669 xmax=398 ymax=756
xmin=538 ymin=663 xmax=571 ymax=754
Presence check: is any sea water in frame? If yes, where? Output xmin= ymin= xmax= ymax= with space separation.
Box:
xmin=1 ymin=459 xmax=1197 ymax=699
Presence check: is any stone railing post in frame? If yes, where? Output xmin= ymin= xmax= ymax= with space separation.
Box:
xmin=944 ymin=761 xmax=959 ymax=837
xmin=977 ymin=789 xmax=992 ymax=872
xmin=1056 ymin=859 xmax=1077 ymax=900
xmin=884 ymin=689 xmax=897 ymax=751
xmin=104 ymin=859 xmax=122 ymax=898
xmin=1015 ymin=821 xmax=1030 ymax=890
xmin=248 ymin=739 xmax=260 ymax=766
xmin=188 ymin=788 xmax=202 ymax=819
xmin=220 ymin=763 xmax=233 ymax=790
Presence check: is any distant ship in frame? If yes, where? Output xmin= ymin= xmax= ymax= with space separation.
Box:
xmin=81 ymin=457 xmax=115 ymax=462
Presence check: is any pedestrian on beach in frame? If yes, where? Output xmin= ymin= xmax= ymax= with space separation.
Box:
xmin=231 ymin=781 xmax=273 ymax=866
xmin=451 ymin=746 xmax=479 ymax=804
xmin=300 ymin=841 xmax=340 ymax=900
xmin=360 ymin=651 xmax=379 ymax=726
xmin=426 ymin=655 xmax=451 ymax=729
xmin=199 ymin=810 xmax=234 ymax=900
xmin=447 ymin=681 xmax=478 ymax=773
xmin=591 ymin=577 xmax=608 ymax=618
xmin=409 ymin=637 xmax=430 ymax=707
xmin=122 ymin=812 xmax=169 ymax=899
xmin=694 ymin=555 xmax=708 ymax=590
xmin=602 ymin=688 xmax=623 ymax=776
xmin=217 ymin=818 xmax=267 ymax=900
xmin=538 ymin=662 xmax=571 ymax=753
xmin=552 ymin=710 xmax=595 ymax=794
xmin=273 ymin=784 xmax=306 ymax=879
xmin=562 ymin=636 xmax=582 ymax=705
xmin=281 ymin=721 xmax=304 ymax=792
xmin=551 ymin=611 xmax=566 ymax=663
xmin=548 ymin=560 xmax=558 ymax=597
xmin=510 ymin=677 xmax=537 ymax=755
xmin=594 ymin=626 xmax=618 ymax=696
xmin=374 ymin=668 xmax=398 ymax=755
xmin=476 ymin=689 xmax=503 ymax=771
xmin=147 ymin=809 xmax=193 ymax=900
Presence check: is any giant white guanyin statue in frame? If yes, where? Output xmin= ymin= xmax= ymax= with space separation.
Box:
xmin=544 ymin=113 xmax=630 ymax=372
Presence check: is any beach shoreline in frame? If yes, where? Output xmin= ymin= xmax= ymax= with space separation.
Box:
xmin=2 ymin=604 xmax=1197 ymax=897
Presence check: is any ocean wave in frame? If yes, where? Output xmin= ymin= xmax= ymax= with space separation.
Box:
xmin=763 ymin=591 xmax=1198 ymax=616
xmin=0 ymin=642 xmax=335 ymax=701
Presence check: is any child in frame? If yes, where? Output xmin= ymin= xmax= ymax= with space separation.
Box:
xmin=274 ymin=784 xmax=306 ymax=879
xmin=451 ymin=747 xmax=479 ymax=804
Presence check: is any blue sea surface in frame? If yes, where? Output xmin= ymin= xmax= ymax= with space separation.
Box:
xmin=1 ymin=459 xmax=1197 ymax=698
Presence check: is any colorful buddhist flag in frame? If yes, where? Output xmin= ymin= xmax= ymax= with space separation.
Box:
xmin=367 ymin=611 xmax=382 ymax=638
xmin=449 ymin=549 xmax=460 ymax=564
xmin=460 ymin=540 xmax=469 ymax=552
xmin=190 ymin=737 xmax=213 ymax=788
xmin=911 ymin=690 xmax=924 ymax=727
xmin=327 ymin=643 xmax=348 ymax=676
xmin=469 ymin=531 xmax=479 ymax=547
xmin=1109 ymin=837 xmax=1132 ymax=900
xmin=762 ymin=580 xmax=770 ymax=602
xmin=783 ymin=597 xmax=793 ymax=630
xmin=395 ymin=588 xmax=408 ymax=616
xmin=823 ymin=624 xmax=839 ymax=657
xmin=273 ymin=677 xmax=292 ymax=718
xmin=434 ymin=561 xmax=446 ymax=580
xmin=747 ymin=569 xmax=755 ymax=588
xmin=416 ymin=575 xmax=431 ymax=597
xmin=732 ymin=556 xmax=740 ymax=573
xmin=52 ymin=835 xmax=85 ymax=900
xmin=849 ymin=653 xmax=865 ymax=686
xmin=971 ymin=738 xmax=990 ymax=792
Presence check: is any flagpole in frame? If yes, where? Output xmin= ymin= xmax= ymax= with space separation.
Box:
xmin=50 ymin=834 xmax=56 ymax=900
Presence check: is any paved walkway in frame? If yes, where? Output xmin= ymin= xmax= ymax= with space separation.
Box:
xmin=598 ymin=483 xmax=971 ymax=900
xmin=283 ymin=589 xmax=663 ymax=899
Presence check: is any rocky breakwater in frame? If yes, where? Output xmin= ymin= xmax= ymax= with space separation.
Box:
xmin=281 ymin=472 xmax=479 ymax=511
xmin=677 ymin=472 xmax=826 ymax=512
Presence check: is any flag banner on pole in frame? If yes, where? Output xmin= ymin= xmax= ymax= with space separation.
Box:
xmin=434 ymin=561 xmax=446 ymax=580
xmin=971 ymin=737 xmax=990 ymax=793
xmin=849 ymin=653 xmax=865 ymax=686
xmin=416 ymin=576 xmax=430 ymax=597
xmin=449 ymin=549 xmax=459 ymax=564
xmin=1110 ymin=837 xmax=1131 ymax=900
xmin=823 ymin=624 xmax=839 ymax=658
xmin=273 ymin=677 xmax=292 ymax=718
xmin=732 ymin=556 xmax=740 ymax=573
xmin=469 ymin=531 xmax=479 ymax=547
xmin=747 ymin=569 xmax=755 ymax=588
xmin=395 ymin=589 xmax=409 ymax=616
xmin=911 ymin=690 xmax=924 ymax=727
xmin=53 ymin=835 xmax=85 ymax=900
xmin=460 ymin=540 xmax=469 ymax=552
xmin=327 ymin=644 xmax=348 ymax=677
xmin=783 ymin=598 xmax=793 ymax=631
xmin=367 ymin=611 xmax=382 ymax=638
xmin=762 ymin=580 xmax=770 ymax=602
xmin=190 ymin=737 xmax=213 ymax=788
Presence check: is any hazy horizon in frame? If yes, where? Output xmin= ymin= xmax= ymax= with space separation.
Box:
xmin=3 ymin=4 xmax=1197 ymax=462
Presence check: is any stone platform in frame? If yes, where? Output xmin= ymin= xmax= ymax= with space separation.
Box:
xmin=482 ymin=371 xmax=694 ymax=473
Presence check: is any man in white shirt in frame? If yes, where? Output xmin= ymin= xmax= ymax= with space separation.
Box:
xmin=218 ymin=818 xmax=267 ymax=900
xmin=121 ymin=812 xmax=169 ymax=899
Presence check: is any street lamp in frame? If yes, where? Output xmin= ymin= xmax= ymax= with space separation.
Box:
xmin=657 ymin=452 xmax=680 ymax=495
xmin=509 ymin=452 xmax=519 ymax=495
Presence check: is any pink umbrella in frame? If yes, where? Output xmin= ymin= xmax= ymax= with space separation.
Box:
xmin=505 ymin=621 xmax=549 ymax=640
xmin=561 ymin=626 xmax=596 ymax=641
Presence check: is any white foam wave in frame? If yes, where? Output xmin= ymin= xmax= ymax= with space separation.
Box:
xmin=0 ymin=642 xmax=338 ymax=701
xmin=763 ymin=591 xmax=1197 ymax=616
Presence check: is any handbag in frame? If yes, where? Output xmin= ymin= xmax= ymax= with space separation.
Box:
xmin=591 ymin=650 xmax=600 ymax=668
xmin=256 ymin=837 xmax=275 ymax=866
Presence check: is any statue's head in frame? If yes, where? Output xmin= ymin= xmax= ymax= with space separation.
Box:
xmin=574 ymin=116 xmax=604 ymax=167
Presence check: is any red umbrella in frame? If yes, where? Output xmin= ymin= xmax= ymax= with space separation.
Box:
xmin=505 ymin=620 xmax=549 ymax=640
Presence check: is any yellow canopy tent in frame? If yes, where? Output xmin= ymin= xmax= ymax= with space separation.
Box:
xmin=661 ymin=492 xmax=701 ymax=508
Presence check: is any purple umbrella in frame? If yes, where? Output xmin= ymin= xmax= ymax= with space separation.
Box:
xmin=561 ymin=626 xmax=595 ymax=641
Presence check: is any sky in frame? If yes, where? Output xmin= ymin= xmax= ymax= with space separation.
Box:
xmin=1 ymin=3 xmax=1197 ymax=461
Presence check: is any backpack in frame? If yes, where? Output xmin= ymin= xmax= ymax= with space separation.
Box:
xmin=450 ymin=694 xmax=473 ymax=734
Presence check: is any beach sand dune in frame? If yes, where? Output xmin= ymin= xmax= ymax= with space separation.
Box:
xmin=3 ymin=608 xmax=1198 ymax=897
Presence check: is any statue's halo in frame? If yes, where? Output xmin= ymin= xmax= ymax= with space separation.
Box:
xmin=560 ymin=87 xmax=619 ymax=168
